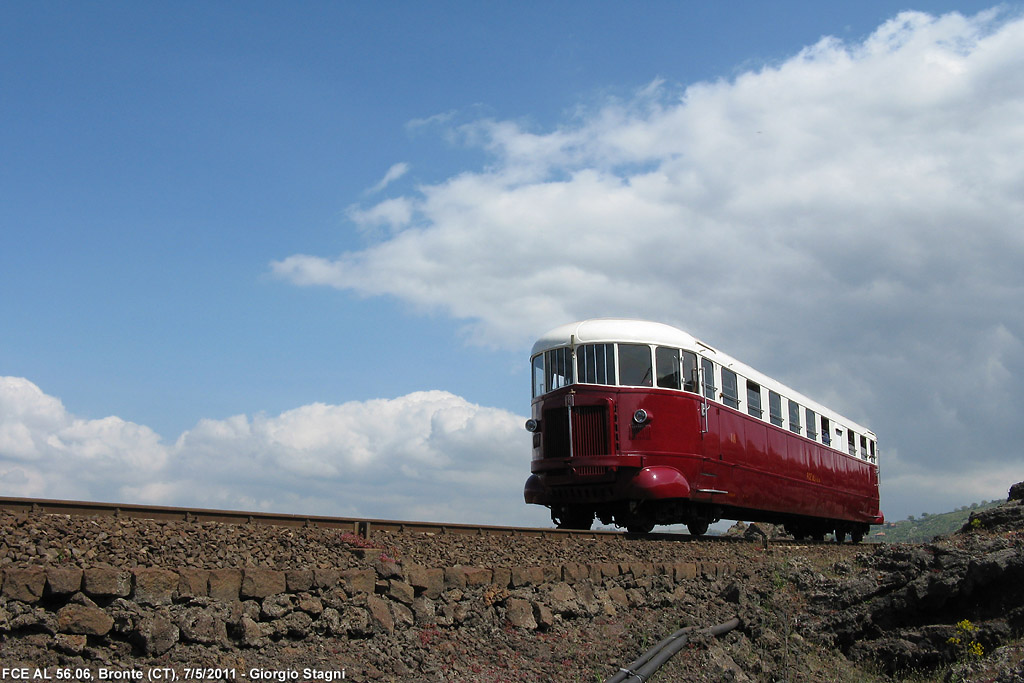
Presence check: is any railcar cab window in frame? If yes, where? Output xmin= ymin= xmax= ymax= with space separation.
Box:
xmin=618 ymin=344 xmax=654 ymax=387
xmin=682 ymin=351 xmax=698 ymax=392
xmin=701 ymin=358 xmax=717 ymax=400
xmin=654 ymin=348 xmax=699 ymax=392
xmin=769 ymin=391 xmax=784 ymax=427
xmin=537 ymin=347 xmax=573 ymax=396
xmin=532 ymin=355 xmax=545 ymax=397
xmin=721 ymin=368 xmax=739 ymax=409
xmin=656 ymin=347 xmax=681 ymax=389
xmin=578 ymin=343 xmax=615 ymax=385
xmin=747 ymin=380 xmax=763 ymax=418
xmin=805 ymin=408 xmax=817 ymax=440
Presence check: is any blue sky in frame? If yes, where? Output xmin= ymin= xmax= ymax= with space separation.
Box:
xmin=2 ymin=1 xmax=1022 ymax=527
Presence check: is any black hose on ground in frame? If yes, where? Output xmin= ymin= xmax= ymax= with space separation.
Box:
xmin=605 ymin=616 xmax=741 ymax=683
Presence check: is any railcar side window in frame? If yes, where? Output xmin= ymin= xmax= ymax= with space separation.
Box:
xmin=656 ymin=347 xmax=681 ymax=389
xmin=682 ymin=351 xmax=698 ymax=393
xmin=578 ymin=343 xmax=615 ymax=385
xmin=721 ymin=368 xmax=739 ymax=409
xmin=805 ymin=408 xmax=817 ymax=440
xmin=544 ymin=347 xmax=573 ymax=393
xmin=618 ymin=344 xmax=654 ymax=387
xmin=860 ymin=435 xmax=868 ymax=459
xmin=820 ymin=416 xmax=831 ymax=445
xmin=769 ymin=391 xmax=784 ymax=427
xmin=701 ymin=358 xmax=717 ymax=400
xmin=788 ymin=400 xmax=802 ymax=434
xmin=746 ymin=380 xmax=763 ymax=418
xmin=532 ymin=355 xmax=545 ymax=397
xmin=848 ymin=429 xmax=857 ymax=456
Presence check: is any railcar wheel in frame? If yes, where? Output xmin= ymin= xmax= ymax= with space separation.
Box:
xmin=851 ymin=529 xmax=864 ymax=544
xmin=553 ymin=507 xmax=594 ymax=531
xmin=687 ymin=520 xmax=709 ymax=537
xmin=834 ymin=528 xmax=846 ymax=544
xmin=626 ymin=520 xmax=655 ymax=534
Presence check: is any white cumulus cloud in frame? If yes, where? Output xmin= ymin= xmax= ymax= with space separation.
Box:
xmin=0 ymin=377 xmax=168 ymax=498
xmin=271 ymin=8 xmax=1024 ymax=520
xmin=0 ymin=377 xmax=543 ymax=525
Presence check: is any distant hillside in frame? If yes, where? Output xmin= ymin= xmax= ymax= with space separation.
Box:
xmin=871 ymin=499 xmax=1005 ymax=542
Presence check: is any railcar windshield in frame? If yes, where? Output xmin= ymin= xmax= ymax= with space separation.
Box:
xmin=533 ymin=342 xmax=650 ymax=396
xmin=530 ymin=342 xmax=683 ymax=396
xmin=618 ymin=344 xmax=653 ymax=387
xmin=578 ymin=343 xmax=615 ymax=385
xmin=547 ymin=347 xmax=573 ymax=395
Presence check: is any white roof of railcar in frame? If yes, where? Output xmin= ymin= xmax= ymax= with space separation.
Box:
xmin=532 ymin=318 xmax=875 ymax=439
xmin=532 ymin=319 xmax=701 ymax=356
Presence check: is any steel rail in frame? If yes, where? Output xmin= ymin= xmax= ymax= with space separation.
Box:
xmin=0 ymin=496 xmax=669 ymax=541
xmin=0 ymin=496 xmax=836 ymax=546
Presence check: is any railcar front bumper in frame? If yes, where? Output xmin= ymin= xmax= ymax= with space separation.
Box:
xmin=524 ymin=456 xmax=692 ymax=505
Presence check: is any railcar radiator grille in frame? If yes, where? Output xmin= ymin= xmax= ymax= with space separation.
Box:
xmin=542 ymin=405 xmax=610 ymax=459
xmin=573 ymin=405 xmax=610 ymax=457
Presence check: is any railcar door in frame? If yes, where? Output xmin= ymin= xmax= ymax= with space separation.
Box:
xmin=695 ymin=386 xmax=731 ymax=503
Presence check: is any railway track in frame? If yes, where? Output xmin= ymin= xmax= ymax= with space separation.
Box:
xmin=0 ymin=496 xmax=830 ymax=547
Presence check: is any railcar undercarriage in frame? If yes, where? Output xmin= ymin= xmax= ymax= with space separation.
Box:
xmin=551 ymin=499 xmax=720 ymax=536
xmin=551 ymin=498 xmax=870 ymax=542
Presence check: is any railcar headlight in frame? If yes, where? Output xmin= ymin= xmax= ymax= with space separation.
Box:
xmin=633 ymin=409 xmax=649 ymax=424
xmin=525 ymin=418 xmax=541 ymax=433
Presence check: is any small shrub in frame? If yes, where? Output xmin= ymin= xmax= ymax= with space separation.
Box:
xmin=947 ymin=619 xmax=984 ymax=660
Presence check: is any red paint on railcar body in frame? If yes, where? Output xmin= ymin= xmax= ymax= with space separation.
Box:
xmin=524 ymin=320 xmax=883 ymax=541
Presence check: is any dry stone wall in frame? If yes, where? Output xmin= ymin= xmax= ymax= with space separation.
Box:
xmin=0 ymin=556 xmax=735 ymax=658
xmin=7 ymin=500 xmax=1022 ymax=681
xmin=0 ymin=509 xmax=769 ymax=678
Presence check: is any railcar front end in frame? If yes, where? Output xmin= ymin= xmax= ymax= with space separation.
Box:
xmin=523 ymin=319 xmax=883 ymax=540
xmin=525 ymin=382 xmax=711 ymax=534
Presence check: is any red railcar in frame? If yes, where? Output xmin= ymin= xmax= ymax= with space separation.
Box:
xmin=523 ymin=319 xmax=883 ymax=541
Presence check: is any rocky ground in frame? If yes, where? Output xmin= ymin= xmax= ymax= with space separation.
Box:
xmin=1 ymin=485 xmax=1022 ymax=682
